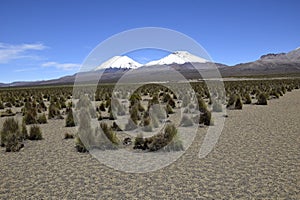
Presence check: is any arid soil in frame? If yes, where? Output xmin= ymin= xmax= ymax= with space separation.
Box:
xmin=0 ymin=90 xmax=299 ymax=199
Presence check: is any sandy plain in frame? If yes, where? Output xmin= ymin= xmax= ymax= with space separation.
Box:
xmin=0 ymin=90 xmax=299 ymax=199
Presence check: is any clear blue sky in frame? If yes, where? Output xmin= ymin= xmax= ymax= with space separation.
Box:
xmin=0 ymin=0 xmax=299 ymax=83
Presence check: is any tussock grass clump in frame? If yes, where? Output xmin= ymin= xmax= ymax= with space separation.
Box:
xmin=37 ymin=113 xmax=47 ymax=124
xmin=133 ymin=124 xmax=183 ymax=152
xmin=234 ymin=95 xmax=243 ymax=109
xmin=197 ymin=97 xmax=208 ymax=113
xmin=148 ymin=124 xmax=183 ymax=152
xmin=48 ymin=102 xmax=61 ymax=119
xmin=75 ymin=136 xmax=87 ymax=153
xmin=0 ymin=118 xmax=24 ymax=152
xmin=133 ymin=133 xmax=146 ymax=150
xmin=199 ymin=110 xmax=212 ymax=126
xmin=226 ymin=94 xmax=243 ymax=109
xmin=100 ymin=122 xmax=119 ymax=145
xmin=244 ymin=93 xmax=252 ymax=104
xmin=64 ymin=132 xmax=74 ymax=139
xmin=65 ymin=109 xmax=75 ymax=127
xmin=23 ymin=105 xmax=37 ymax=125
xmin=165 ymin=104 xmax=174 ymax=114
xmin=28 ymin=125 xmax=43 ymax=140
xmin=141 ymin=117 xmax=153 ymax=132
xmin=226 ymin=94 xmax=237 ymax=108
xmin=257 ymin=93 xmax=268 ymax=105
xmin=0 ymin=101 xmax=4 ymax=109
xmin=21 ymin=120 xmax=28 ymax=140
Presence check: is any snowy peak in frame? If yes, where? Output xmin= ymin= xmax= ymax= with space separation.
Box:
xmin=145 ymin=51 xmax=208 ymax=66
xmin=94 ymin=56 xmax=142 ymax=71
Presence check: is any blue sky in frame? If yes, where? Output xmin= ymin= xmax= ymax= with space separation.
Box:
xmin=0 ymin=0 xmax=299 ymax=83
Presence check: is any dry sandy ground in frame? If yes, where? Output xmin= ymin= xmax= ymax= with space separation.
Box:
xmin=0 ymin=90 xmax=299 ymax=199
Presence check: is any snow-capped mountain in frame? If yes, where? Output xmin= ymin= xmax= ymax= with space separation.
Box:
xmin=145 ymin=51 xmax=208 ymax=66
xmin=94 ymin=56 xmax=142 ymax=71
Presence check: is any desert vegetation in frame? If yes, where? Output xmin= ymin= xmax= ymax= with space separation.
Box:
xmin=0 ymin=78 xmax=299 ymax=153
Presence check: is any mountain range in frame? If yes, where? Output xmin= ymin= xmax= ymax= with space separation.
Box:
xmin=1 ymin=48 xmax=300 ymax=87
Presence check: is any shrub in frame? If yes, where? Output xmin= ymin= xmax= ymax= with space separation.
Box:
xmin=75 ymin=136 xmax=87 ymax=153
xmin=165 ymin=104 xmax=174 ymax=114
xmin=5 ymin=102 xmax=12 ymax=108
xmin=257 ymin=93 xmax=268 ymax=105
xmin=0 ymin=118 xmax=24 ymax=152
xmin=37 ymin=113 xmax=47 ymax=124
xmin=180 ymin=115 xmax=194 ymax=127
xmin=24 ymin=107 xmax=37 ymax=125
xmin=28 ymin=125 xmax=43 ymax=140
xmin=168 ymin=98 xmax=176 ymax=108
xmin=21 ymin=120 xmax=28 ymax=140
xmin=270 ymin=90 xmax=280 ymax=98
xmin=0 ymin=102 xmax=4 ymax=109
xmin=244 ymin=93 xmax=252 ymax=104
xmin=197 ymin=97 xmax=208 ymax=112
xmin=100 ymin=122 xmax=119 ymax=145
xmin=133 ymin=133 xmax=145 ymax=150
xmin=48 ymin=102 xmax=61 ymax=119
xmin=64 ymin=132 xmax=74 ymax=139
xmin=227 ymin=94 xmax=237 ymax=108
xmin=234 ymin=96 xmax=243 ymax=109
xmin=199 ymin=110 xmax=212 ymax=126
xmin=65 ymin=109 xmax=75 ymax=127
xmin=148 ymin=124 xmax=183 ymax=152
xmin=129 ymin=105 xmax=140 ymax=124
xmin=111 ymin=122 xmax=122 ymax=131
xmin=99 ymin=103 xmax=106 ymax=111
xmin=142 ymin=117 xmax=153 ymax=132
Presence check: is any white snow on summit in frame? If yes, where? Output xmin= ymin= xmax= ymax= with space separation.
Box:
xmin=94 ymin=56 xmax=142 ymax=71
xmin=145 ymin=51 xmax=208 ymax=66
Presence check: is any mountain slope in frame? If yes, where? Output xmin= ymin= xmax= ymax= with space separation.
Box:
xmin=220 ymin=48 xmax=300 ymax=76
xmin=145 ymin=51 xmax=208 ymax=66
xmin=94 ymin=56 xmax=142 ymax=70
xmin=1 ymin=49 xmax=300 ymax=87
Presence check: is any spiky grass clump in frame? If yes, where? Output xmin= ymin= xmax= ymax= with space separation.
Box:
xmin=234 ymin=95 xmax=243 ymax=110
xmin=64 ymin=132 xmax=74 ymax=139
xmin=141 ymin=117 xmax=153 ymax=132
xmin=0 ymin=118 xmax=24 ymax=152
xmin=257 ymin=93 xmax=268 ymax=105
xmin=23 ymin=106 xmax=37 ymax=125
xmin=65 ymin=109 xmax=75 ymax=127
xmin=48 ymin=102 xmax=61 ymax=119
xmin=75 ymin=136 xmax=87 ymax=153
xmin=37 ymin=113 xmax=47 ymax=124
xmin=133 ymin=133 xmax=147 ymax=150
xmin=226 ymin=94 xmax=237 ymax=108
xmin=100 ymin=122 xmax=119 ymax=145
xmin=165 ymin=104 xmax=174 ymax=114
xmin=244 ymin=93 xmax=252 ymax=104
xmin=0 ymin=102 xmax=4 ymax=109
xmin=148 ymin=124 xmax=183 ymax=152
xmin=21 ymin=120 xmax=28 ymax=140
xmin=199 ymin=110 xmax=212 ymax=126
xmin=28 ymin=125 xmax=43 ymax=140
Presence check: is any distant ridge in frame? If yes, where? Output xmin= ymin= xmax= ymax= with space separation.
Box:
xmin=1 ymin=48 xmax=300 ymax=87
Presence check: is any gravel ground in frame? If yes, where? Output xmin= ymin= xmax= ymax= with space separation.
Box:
xmin=0 ymin=90 xmax=299 ymax=199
